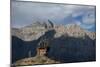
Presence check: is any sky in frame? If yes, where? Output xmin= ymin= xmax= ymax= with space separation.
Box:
xmin=11 ymin=1 xmax=96 ymax=32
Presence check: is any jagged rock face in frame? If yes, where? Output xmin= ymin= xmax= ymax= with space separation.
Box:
xmin=54 ymin=24 xmax=95 ymax=40
xmin=12 ymin=23 xmax=95 ymax=41
xmin=12 ymin=23 xmax=46 ymax=41
xmin=12 ymin=21 xmax=55 ymax=41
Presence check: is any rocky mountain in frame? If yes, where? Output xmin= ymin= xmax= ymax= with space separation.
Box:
xmin=54 ymin=24 xmax=95 ymax=40
xmin=12 ymin=22 xmax=95 ymax=41
xmin=12 ymin=20 xmax=55 ymax=41
xmin=11 ymin=21 xmax=96 ymax=65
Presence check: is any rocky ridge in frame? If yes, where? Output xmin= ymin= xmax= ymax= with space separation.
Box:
xmin=12 ymin=22 xmax=95 ymax=41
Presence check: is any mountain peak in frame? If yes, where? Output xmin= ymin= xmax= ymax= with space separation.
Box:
xmin=12 ymin=22 xmax=95 ymax=41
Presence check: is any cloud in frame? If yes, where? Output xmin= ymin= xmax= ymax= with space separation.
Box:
xmin=81 ymin=24 xmax=95 ymax=29
xmin=82 ymin=12 xmax=95 ymax=24
xmin=11 ymin=2 xmax=77 ymax=27
xmin=11 ymin=1 xmax=96 ymax=31
xmin=69 ymin=6 xmax=96 ymax=31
